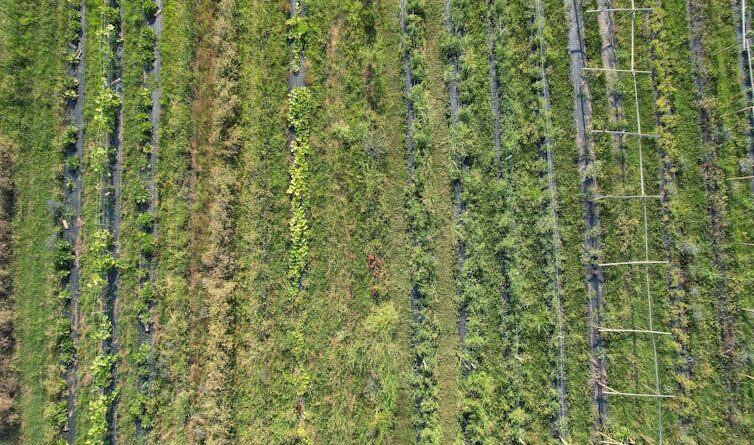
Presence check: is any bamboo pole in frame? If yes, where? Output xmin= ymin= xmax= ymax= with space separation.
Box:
xmin=727 ymin=175 xmax=754 ymax=180
xmin=582 ymin=66 xmax=652 ymax=74
xmin=592 ymin=194 xmax=661 ymax=201
xmin=591 ymin=129 xmax=659 ymax=138
xmin=585 ymin=7 xmax=653 ymax=12
xmin=598 ymin=260 xmax=669 ymax=266
xmin=604 ymin=390 xmax=675 ymax=398
xmin=598 ymin=327 xmax=671 ymax=335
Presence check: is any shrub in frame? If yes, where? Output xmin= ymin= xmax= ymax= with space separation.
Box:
xmin=139 ymin=28 xmax=156 ymax=67
xmin=137 ymin=211 xmax=155 ymax=230
xmin=53 ymin=240 xmax=74 ymax=271
xmin=138 ymin=232 xmax=155 ymax=257
xmin=91 ymin=354 xmax=116 ymax=389
xmin=66 ymin=155 xmax=79 ymax=171
xmin=61 ymin=125 xmax=78 ymax=150
xmin=88 ymin=145 xmax=110 ymax=175
xmin=132 ymin=180 xmax=151 ymax=207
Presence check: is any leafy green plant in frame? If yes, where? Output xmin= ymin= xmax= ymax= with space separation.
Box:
xmin=85 ymin=393 xmax=112 ymax=445
xmin=132 ymin=180 xmax=151 ymax=207
xmin=53 ymin=240 xmax=74 ymax=271
xmin=91 ymin=354 xmax=116 ymax=389
xmin=88 ymin=145 xmax=110 ymax=175
xmin=138 ymin=27 xmax=156 ymax=67
xmin=137 ymin=211 xmax=155 ymax=230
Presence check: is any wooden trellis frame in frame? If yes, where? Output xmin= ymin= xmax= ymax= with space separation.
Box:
xmin=582 ymin=2 xmax=673 ymax=443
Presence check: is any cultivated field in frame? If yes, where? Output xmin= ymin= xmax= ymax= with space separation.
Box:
xmin=0 ymin=0 xmax=752 ymax=444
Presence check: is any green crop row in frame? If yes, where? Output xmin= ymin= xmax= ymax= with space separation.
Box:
xmin=689 ymin=0 xmax=754 ymax=433
xmin=498 ymin=0 xmax=564 ymax=440
xmin=114 ymin=0 xmax=161 ymax=442
xmin=283 ymin=3 xmax=314 ymax=439
xmin=34 ymin=1 xmax=85 ymax=443
xmin=574 ymin=0 xmax=754 ymax=440
xmin=283 ymin=84 xmax=313 ymax=444
xmin=76 ymin=1 xmax=122 ymax=443
xmin=0 ymin=1 xmax=71 ymax=443
xmin=439 ymin=2 xmax=499 ymax=443
xmin=435 ymin=0 xmax=573 ymax=442
xmin=401 ymin=1 xmax=442 ymax=443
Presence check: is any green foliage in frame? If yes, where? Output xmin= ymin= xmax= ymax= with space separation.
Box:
xmin=90 ymin=354 xmax=116 ymax=389
xmin=138 ymin=27 xmax=156 ymax=67
xmin=137 ymin=232 xmax=155 ymax=257
xmin=61 ymin=125 xmax=78 ymax=149
xmin=286 ymin=87 xmax=313 ymax=291
xmin=286 ymin=5 xmax=309 ymax=73
xmin=88 ymin=145 xmax=110 ymax=175
xmin=85 ymin=393 xmax=112 ymax=445
xmin=53 ymin=240 xmax=74 ymax=271
xmin=5 ymin=0 xmax=754 ymax=443
xmin=86 ymin=229 xmax=116 ymax=274
xmin=136 ymin=211 xmax=155 ymax=230
xmin=132 ymin=180 xmax=151 ymax=207
xmin=66 ymin=155 xmax=80 ymax=171
xmin=401 ymin=1 xmax=443 ymax=441
xmin=62 ymin=75 xmax=79 ymax=101
xmin=282 ymin=83 xmax=314 ymax=442
xmin=93 ymin=85 xmax=120 ymax=132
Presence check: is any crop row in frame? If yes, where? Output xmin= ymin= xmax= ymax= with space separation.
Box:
xmin=283 ymin=2 xmax=314 ymax=442
xmin=76 ymin=1 xmax=122 ymax=443
xmin=577 ymin=0 xmax=754 ymax=440
xmin=114 ymin=0 xmax=161 ymax=443
xmin=39 ymin=0 xmax=86 ymax=443
xmin=400 ymin=1 xmax=442 ymax=443
xmin=1 ymin=0 xmax=752 ymax=443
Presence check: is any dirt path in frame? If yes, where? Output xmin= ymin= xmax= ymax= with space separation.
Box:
xmin=64 ymin=2 xmax=86 ymax=442
xmin=564 ymin=0 xmax=607 ymax=432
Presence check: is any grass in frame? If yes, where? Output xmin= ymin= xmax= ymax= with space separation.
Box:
xmin=151 ymin=0 xmax=195 ymax=442
xmin=0 ymin=1 xmax=68 ymax=444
